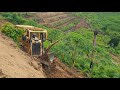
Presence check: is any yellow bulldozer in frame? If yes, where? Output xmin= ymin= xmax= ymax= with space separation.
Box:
xmin=15 ymin=25 xmax=56 ymax=66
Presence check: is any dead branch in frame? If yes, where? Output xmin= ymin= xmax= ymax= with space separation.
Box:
xmin=45 ymin=40 xmax=60 ymax=54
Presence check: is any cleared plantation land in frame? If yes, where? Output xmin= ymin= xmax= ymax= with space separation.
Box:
xmin=23 ymin=12 xmax=79 ymax=29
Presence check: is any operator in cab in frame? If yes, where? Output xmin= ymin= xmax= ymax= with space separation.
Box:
xmin=32 ymin=34 xmax=39 ymax=41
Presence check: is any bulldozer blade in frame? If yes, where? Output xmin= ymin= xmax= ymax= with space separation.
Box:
xmin=40 ymin=60 xmax=50 ymax=66
xmin=48 ymin=52 xmax=55 ymax=62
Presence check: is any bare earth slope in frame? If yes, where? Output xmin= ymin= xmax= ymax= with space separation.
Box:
xmin=0 ymin=32 xmax=45 ymax=78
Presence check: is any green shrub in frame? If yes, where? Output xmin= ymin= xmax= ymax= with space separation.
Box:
xmin=1 ymin=22 xmax=25 ymax=43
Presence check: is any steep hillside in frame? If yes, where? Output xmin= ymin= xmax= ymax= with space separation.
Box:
xmin=0 ymin=20 xmax=83 ymax=78
xmin=0 ymin=32 xmax=45 ymax=78
xmin=0 ymin=32 xmax=83 ymax=78
xmin=0 ymin=12 xmax=120 ymax=78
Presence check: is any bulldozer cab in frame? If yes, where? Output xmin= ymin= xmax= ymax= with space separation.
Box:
xmin=15 ymin=25 xmax=48 ymax=56
xmin=28 ymin=30 xmax=47 ymax=41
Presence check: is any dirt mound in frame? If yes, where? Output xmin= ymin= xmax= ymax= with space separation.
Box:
xmin=42 ymin=58 xmax=83 ymax=78
xmin=0 ymin=32 xmax=45 ymax=78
